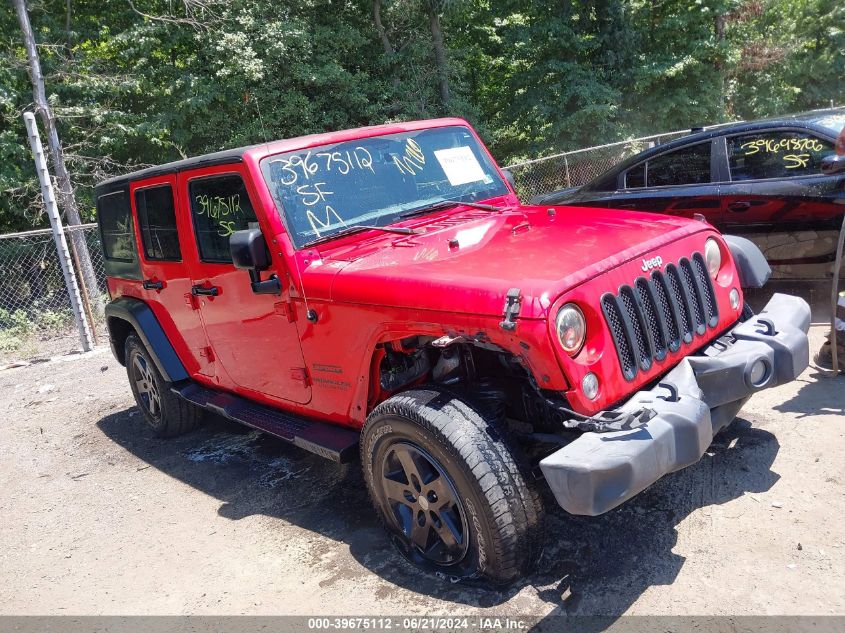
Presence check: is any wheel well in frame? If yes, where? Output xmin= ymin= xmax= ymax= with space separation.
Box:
xmin=106 ymin=316 xmax=135 ymax=366
xmin=366 ymin=335 xmax=551 ymax=429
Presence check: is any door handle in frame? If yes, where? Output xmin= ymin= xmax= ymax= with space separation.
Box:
xmin=727 ymin=201 xmax=752 ymax=212
xmin=142 ymin=279 xmax=164 ymax=290
xmin=191 ymin=285 xmax=219 ymax=297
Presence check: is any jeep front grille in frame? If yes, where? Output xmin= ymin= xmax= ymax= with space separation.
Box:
xmin=601 ymin=252 xmax=719 ymax=381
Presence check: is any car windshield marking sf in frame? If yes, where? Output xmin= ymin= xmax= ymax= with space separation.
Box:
xmin=259 ymin=125 xmax=509 ymax=249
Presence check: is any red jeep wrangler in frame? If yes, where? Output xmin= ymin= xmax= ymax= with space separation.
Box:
xmin=96 ymin=118 xmax=810 ymax=584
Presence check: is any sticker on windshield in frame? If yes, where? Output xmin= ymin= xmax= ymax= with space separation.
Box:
xmin=434 ymin=146 xmax=487 ymax=186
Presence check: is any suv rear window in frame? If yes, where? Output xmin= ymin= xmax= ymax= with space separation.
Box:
xmin=188 ymin=174 xmax=257 ymax=263
xmin=97 ymin=190 xmax=135 ymax=262
xmin=135 ymin=185 xmax=181 ymax=261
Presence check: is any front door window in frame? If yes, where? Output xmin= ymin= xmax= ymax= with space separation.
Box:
xmin=727 ymin=131 xmax=835 ymax=180
xmin=188 ymin=174 xmax=258 ymax=262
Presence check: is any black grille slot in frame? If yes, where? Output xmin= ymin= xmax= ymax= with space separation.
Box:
xmin=619 ymin=286 xmax=653 ymax=371
xmin=680 ymin=258 xmax=706 ymax=335
xmin=651 ymin=271 xmax=681 ymax=352
xmin=601 ymin=293 xmax=637 ymax=381
xmin=602 ymin=251 xmax=720 ymax=381
xmin=666 ymin=264 xmax=693 ymax=342
xmin=692 ymin=253 xmax=719 ymax=326
xmin=635 ymin=277 xmax=668 ymax=361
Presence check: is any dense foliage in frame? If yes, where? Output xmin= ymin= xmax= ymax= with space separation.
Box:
xmin=1 ymin=0 xmax=843 ymax=231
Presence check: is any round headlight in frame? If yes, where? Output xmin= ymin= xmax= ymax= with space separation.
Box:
xmin=704 ymin=238 xmax=721 ymax=278
xmin=556 ymin=304 xmax=586 ymax=355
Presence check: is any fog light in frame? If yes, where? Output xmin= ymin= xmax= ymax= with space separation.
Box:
xmin=729 ymin=288 xmax=740 ymax=311
xmin=582 ymin=372 xmax=599 ymax=400
xmin=748 ymin=359 xmax=770 ymax=387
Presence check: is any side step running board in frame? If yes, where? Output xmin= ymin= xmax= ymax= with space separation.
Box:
xmin=172 ymin=382 xmax=359 ymax=463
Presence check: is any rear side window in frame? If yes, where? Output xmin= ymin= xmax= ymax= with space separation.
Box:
xmin=135 ymin=185 xmax=181 ymax=261
xmin=97 ymin=190 xmax=135 ymax=262
xmin=646 ymin=142 xmax=711 ymax=187
xmin=728 ymin=131 xmax=835 ymax=180
xmin=189 ymin=174 xmax=257 ymax=263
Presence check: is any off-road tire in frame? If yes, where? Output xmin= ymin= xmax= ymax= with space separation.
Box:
xmin=125 ymin=333 xmax=203 ymax=437
xmin=360 ymin=387 xmax=544 ymax=585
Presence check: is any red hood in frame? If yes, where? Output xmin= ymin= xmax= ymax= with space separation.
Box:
xmin=306 ymin=205 xmax=711 ymax=319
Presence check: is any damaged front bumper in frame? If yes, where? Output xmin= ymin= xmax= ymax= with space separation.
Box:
xmin=540 ymin=293 xmax=811 ymax=516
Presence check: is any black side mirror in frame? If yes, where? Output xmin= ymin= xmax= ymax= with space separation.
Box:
xmin=231 ymin=228 xmax=271 ymax=270
xmin=229 ymin=228 xmax=280 ymax=295
xmin=501 ymin=168 xmax=517 ymax=190
xmin=821 ymin=154 xmax=845 ymax=175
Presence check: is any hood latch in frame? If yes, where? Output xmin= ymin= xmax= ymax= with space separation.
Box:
xmin=499 ymin=288 xmax=522 ymax=331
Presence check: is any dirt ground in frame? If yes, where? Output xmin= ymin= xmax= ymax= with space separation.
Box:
xmin=1 ymin=323 xmax=843 ymax=619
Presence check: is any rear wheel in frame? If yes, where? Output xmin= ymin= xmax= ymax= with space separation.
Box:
xmin=125 ymin=333 xmax=203 ymax=437
xmin=360 ymin=387 xmax=544 ymax=585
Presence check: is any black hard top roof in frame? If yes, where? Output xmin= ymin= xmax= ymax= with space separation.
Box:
xmin=95 ymin=145 xmax=256 ymax=193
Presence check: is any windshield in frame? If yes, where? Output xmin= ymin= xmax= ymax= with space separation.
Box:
xmin=259 ymin=125 xmax=509 ymax=247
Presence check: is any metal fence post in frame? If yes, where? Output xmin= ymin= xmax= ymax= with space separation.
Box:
xmin=23 ymin=111 xmax=94 ymax=352
xmin=563 ymin=154 xmax=571 ymax=189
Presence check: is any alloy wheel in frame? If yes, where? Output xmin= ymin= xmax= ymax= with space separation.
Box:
xmin=132 ymin=354 xmax=161 ymax=420
xmin=378 ymin=442 xmax=469 ymax=566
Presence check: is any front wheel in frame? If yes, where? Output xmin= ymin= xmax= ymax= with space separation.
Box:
xmin=360 ymin=388 xmax=544 ymax=585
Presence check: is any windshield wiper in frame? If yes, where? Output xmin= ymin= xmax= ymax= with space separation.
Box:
xmin=355 ymin=225 xmax=422 ymax=235
xmin=400 ymin=199 xmax=507 ymax=219
xmin=303 ymin=224 xmax=422 ymax=247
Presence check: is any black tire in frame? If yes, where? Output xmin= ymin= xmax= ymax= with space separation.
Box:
xmin=740 ymin=302 xmax=755 ymax=322
xmin=125 ymin=333 xmax=203 ymax=437
xmin=360 ymin=387 xmax=544 ymax=585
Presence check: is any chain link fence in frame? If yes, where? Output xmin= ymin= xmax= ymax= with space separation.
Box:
xmin=0 ymin=223 xmax=107 ymax=364
xmin=0 ymin=126 xmax=725 ymax=364
xmin=503 ymin=129 xmax=693 ymax=201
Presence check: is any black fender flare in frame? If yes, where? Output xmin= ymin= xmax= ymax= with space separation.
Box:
xmin=105 ymin=297 xmax=189 ymax=383
xmin=723 ymin=235 xmax=771 ymax=289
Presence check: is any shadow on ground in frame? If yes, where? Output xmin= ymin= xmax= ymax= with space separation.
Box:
xmin=98 ymin=409 xmax=780 ymax=617
xmin=773 ymin=370 xmax=845 ymax=418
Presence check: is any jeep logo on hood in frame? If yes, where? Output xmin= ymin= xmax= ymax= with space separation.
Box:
xmin=641 ymin=255 xmax=663 ymax=272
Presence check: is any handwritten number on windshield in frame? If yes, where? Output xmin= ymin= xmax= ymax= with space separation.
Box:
xmin=268 ymin=147 xmax=374 ymax=187
xmin=266 ymin=147 xmax=374 ymax=237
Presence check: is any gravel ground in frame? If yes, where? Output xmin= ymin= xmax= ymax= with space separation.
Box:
xmin=0 ymin=325 xmax=843 ymax=618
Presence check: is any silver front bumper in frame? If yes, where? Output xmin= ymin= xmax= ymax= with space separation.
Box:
xmin=540 ymin=293 xmax=811 ymax=516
